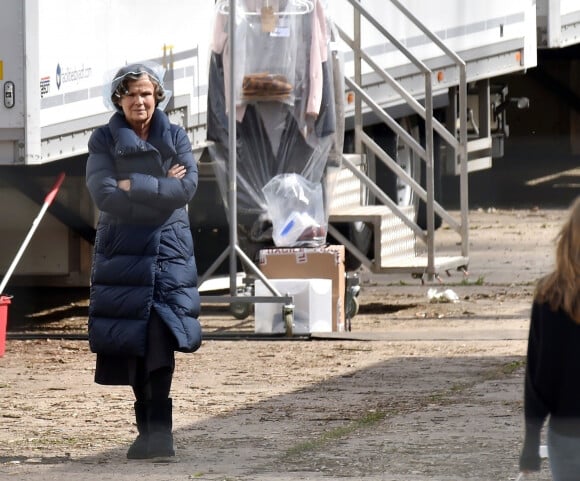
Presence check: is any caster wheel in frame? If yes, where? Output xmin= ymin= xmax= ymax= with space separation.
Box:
xmin=230 ymin=302 xmax=251 ymax=320
xmin=345 ymin=295 xmax=359 ymax=322
xmin=283 ymin=304 xmax=294 ymax=336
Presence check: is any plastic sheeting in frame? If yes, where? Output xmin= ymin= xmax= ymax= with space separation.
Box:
xmin=207 ymin=0 xmax=344 ymax=253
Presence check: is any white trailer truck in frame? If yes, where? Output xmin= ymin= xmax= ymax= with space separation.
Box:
xmin=0 ymin=0 xmax=571 ymax=288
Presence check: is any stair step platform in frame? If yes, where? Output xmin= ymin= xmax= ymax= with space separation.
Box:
xmin=372 ymin=254 xmax=468 ymax=276
xmin=329 ymin=204 xmax=467 ymax=276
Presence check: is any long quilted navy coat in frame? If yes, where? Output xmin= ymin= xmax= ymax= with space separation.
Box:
xmin=86 ymin=110 xmax=202 ymax=357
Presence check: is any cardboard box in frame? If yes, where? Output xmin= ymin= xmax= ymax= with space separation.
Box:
xmin=258 ymin=245 xmax=345 ymax=331
xmin=254 ymin=278 xmax=332 ymax=334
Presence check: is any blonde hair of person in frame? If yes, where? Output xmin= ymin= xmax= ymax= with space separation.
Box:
xmin=535 ymin=197 xmax=580 ymax=323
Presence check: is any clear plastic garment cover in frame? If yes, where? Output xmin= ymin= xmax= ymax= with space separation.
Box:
xmin=207 ymin=0 xmax=344 ymax=253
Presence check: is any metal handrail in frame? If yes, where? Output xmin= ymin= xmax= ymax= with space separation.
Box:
xmin=341 ymin=0 xmax=469 ymax=275
xmin=343 ymin=76 xmax=427 ymax=160
xmin=387 ymin=0 xmax=469 ymax=259
xmin=343 ymin=0 xmax=431 ymax=74
xmin=336 ymin=23 xmax=459 ymax=150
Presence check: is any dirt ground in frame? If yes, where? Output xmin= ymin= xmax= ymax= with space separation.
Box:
xmin=0 ymin=207 xmax=566 ymax=481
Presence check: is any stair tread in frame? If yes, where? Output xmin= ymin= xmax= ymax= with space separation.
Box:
xmin=330 ymin=204 xmax=412 ymax=219
xmin=380 ymin=254 xmax=467 ymax=267
xmin=374 ymin=255 xmax=468 ymax=274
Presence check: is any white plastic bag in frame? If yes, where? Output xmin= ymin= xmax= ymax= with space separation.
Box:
xmin=262 ymin=173 xmax=327 ymax=247
xmin=427 ymin=288 xmax=460 ymax=303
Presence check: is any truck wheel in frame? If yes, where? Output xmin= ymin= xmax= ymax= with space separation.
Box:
xmin=328 ymin=130 xmax=373 ymax=271
xmin=368 ymin=115 xmax=442 ymax=230
xmin=328 ymin=221 xmax=372 ymax=271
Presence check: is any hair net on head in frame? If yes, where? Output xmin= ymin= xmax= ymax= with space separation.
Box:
xmin=103 ymin=60 xmax=173 ymax=112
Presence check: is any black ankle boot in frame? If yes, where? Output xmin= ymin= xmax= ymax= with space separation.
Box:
xmin=127 ymin=401 xmax=149 ymax=459
xmin=148 ymin=398 xmax=175 ymax=459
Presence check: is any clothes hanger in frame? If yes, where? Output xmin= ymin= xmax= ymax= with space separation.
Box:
xmin=217 ymin=0 xmax=314 ymax=16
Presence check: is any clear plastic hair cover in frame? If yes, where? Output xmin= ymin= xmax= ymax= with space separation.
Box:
xmin=207 ymin=0 xmax=344 ymax=250
xmin=102 ymin=60 xmax=173 ymax=112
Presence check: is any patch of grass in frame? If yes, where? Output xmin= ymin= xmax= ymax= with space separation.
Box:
xmin=460 ymin=275 xmax=485 ymax=286
xmin=426 ymin=382 xmax=469 ymax=404
xmin=285 ymin=410 xmax=386 ymax=458
xmin=285 ymin=360 xmax=526 ymax=460
xmin=449 ymin=382 xmax=467 ymax=393
xmin=498 ymin=359 xmax=525 ymax=377
xmin=189 ymin=475 xmax=221 ymax=480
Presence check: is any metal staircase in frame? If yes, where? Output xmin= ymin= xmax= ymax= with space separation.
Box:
xmin=327 ymin=0 xmax=478 ymax=281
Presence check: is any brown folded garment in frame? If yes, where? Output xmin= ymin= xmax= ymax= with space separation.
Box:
xmin=242 ymin=72 xmax=292 ymax=100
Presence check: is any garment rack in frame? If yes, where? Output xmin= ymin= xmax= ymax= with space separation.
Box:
xmin=199 ymin=0 xmax=297 ymax=335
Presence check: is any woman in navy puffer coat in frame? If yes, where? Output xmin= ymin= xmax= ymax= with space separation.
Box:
xmin=86 ymin=63 xmax=201 ymax=461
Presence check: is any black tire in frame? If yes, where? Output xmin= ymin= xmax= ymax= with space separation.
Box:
xmin=327 ymin=222 xmax=372 ymax=271
xmin=417 ymin=119 xmax=443 ymax=230
xmin=367 ymin=115 xmax=443 ymax=230
xmin=230 ymin=302 xmax=252 ymax=320
xmin=327 ymin=130 xmax=373 ymax=271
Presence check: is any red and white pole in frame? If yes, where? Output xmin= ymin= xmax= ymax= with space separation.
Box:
xmin=0 ymin=172 xmax=66 ymax=295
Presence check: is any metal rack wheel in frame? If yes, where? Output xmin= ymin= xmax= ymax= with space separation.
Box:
xmin=229 ymin=276 xmax=255 ymax=319
xmin=345 ymin=273 xmax=361 ymax=330
xmin=229 ymin=301 xmax=252 ymax=320
xmin=345 ymin=295 xmax=359 ymax=324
